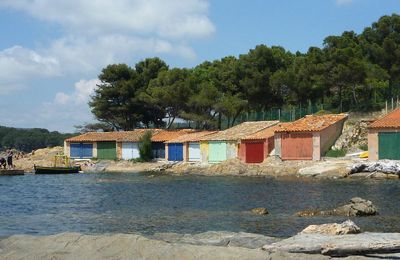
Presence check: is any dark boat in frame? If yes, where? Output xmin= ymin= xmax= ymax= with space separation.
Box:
xmin=34 ymin=165 xmax=81 ymax=174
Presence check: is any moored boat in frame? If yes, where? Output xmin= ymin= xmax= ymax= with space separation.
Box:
xmin=34 ymin=165 xmax=81 ymax=174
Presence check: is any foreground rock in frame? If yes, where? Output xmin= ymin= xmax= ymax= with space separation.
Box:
xmin=300 ymin=220 xmax=361 ymax=235
xmin=263 ymin=232 xmax=400 ymax=257
xmin=251 ymin=208 xmax=269 ymax=215
xmin=350 ymin=161 xmax=400 ymax=176
xmin=0 ymin=232 xmax=332 ymax=260
xmin=296 ymin=197 xmax=378 ymax=217
xmin=151 ymin=231 xmax=279 ymax=249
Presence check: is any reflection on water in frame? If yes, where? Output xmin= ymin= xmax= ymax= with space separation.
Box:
xmin=0 ymin=172 xmax=399 ymax=237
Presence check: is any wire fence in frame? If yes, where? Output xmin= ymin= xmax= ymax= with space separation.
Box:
xmin=171 ymin=98 xmax=400 ymax=130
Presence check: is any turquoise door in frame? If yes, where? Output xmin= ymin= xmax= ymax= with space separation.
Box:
xmin=208 ymin=141 xmax=227 ymax=163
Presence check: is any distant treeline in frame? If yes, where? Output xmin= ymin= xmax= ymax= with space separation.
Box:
xmin=90 ymin=14 xmax=400 ymax=131
xmin=0 ymin=126 xmax=76 ymax=152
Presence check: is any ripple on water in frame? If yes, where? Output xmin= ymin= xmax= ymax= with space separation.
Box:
xmin=0 ymin=173 xmax=399 ymax=237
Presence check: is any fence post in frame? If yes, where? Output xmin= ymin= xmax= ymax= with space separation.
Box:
xmin=392 ymin=98 xmax=394 ymax=111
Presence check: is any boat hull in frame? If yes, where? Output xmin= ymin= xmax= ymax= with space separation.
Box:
xmin=34 ymin=166 xmax=81 ymax=174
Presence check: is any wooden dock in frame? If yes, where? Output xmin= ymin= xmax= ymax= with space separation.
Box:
xmin=0 ymin=170 xmax=25 ymax=176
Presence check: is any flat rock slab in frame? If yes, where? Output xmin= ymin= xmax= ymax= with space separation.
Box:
xmin=263 ymin=232 xmax=400 ymax=256
xmin=0 ymin=170 xmax=24 ymax=176
xmin=0 ymin=232 xmax=269 ymax=260
xmin=151 ymin=231 xmax=280 ymax=249
xmin=298 ymin=161 xmax=349 ymax=178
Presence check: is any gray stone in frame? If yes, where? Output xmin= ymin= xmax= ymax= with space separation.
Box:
xmin=300 ymin=220 xmax=361 ymax=235
xmin=263 ymin=232 xmax=400 ymax=257
xmin=295 ymin=197 xmax=378 ymax=217
xmin=251 ymin=208 xmax=269 ymax=215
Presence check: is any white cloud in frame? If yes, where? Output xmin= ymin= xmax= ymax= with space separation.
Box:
xmin=336 ymin=0 xmax=355 ymax=6
xmin=55 ymin=78 xmax=100 ymax=105
xmin=0 ymin=0 xmax=214 ymax=131
xmin=0 ymin=0 xmax=215 ymax=39
xmin=0 ymin=46 xmax=60 ymax=93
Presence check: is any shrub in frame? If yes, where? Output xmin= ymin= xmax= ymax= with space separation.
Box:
xmin=325 ymin=148 xmax=347 ymax=157
xmin=314 ymin=110 xmax=332 ymax=115
xmin=358 ymin=144 xmax=368 ymax=151
xmin=139 ymin=131 xmax=153 ymax=162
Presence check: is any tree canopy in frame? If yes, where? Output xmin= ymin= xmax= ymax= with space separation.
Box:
xmin=89 ymin=14 xmax=400 ymax=130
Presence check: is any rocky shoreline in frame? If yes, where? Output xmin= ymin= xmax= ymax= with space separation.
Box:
xmin=83 ymin=157 xmax=400 ymax=180
xmin=12 ymin=147 xmax=400 ymax=180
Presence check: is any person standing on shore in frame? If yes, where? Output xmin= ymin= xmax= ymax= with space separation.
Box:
xmin=6 ymin=149 xmax=13 ymax=169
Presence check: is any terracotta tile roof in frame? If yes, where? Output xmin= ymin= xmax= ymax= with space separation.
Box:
xmin=368 ymin=109 xmax=400 ymax=129
xmin=151 ymin=129 xmax=195 ymax=142
xmin=65 ymin=129 xmax=160 ymax=142
xmin=275 ymin=114 xmax=348 ymax=133
xmin=166 ymin=131 xmax=217 ymax=143
xmin=200 ymin=121 xmax=279 ymax=141
xmin=242 ymin=124 xmax=282 ymax=140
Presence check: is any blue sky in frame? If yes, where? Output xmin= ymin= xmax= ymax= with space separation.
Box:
xmin=0 ymin=0 xmax=398 ymax=132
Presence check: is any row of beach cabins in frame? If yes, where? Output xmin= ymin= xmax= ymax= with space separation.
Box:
xmin=64 ymin=108 xmax=400 ymax=163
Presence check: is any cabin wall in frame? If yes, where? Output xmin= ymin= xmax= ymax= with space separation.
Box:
xmin=226 ymin=141 xmax=237 ymax=160
xmin=274 ymin=133 xmax=282 ymax=158
xmin=116 ymin=142 xmax=122 ymax=159
xmin=200 ymin=141 xmax=209 ymax=163
xmin=238 ymin=141 xmax=246 ymax=161
xmin=183 ymin=142 xmax=188 ymax=162
xmin=93 ymin=142 xmax=97 ymax=158
xmin=319 ymin=119 xmax=346 ymax=157
xmin=64 ymin=141 xmax=70 ymax=157
xmin=368 ymin=129 xmax=378 ymax=161
xmin=312 ymin=133 xmax=321 ymax=161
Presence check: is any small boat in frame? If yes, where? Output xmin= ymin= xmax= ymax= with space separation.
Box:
xmin=0 ymin=169 xmax=24 ymax=176
xmin=34 ymin=165 xmax=81 ymax=174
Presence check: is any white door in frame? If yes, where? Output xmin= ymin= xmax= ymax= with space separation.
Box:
xmin=122 ymin=142 xmax=140 ymax=160
xmin=188 ymin=142 xmax=201 ymax=161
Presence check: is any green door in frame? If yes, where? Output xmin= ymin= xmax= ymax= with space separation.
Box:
xmin=97 ymin=141 xmax=117 ymax=160
xmin=208 ymin=141 xmax=227 ymax=163
xmin=379 ymin=132 xmax=400 ymax=160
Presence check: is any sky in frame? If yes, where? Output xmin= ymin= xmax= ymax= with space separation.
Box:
xmin=0 ymin=0 xmax=399 ymax=133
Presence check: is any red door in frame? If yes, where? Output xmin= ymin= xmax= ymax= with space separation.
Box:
xmin=281 ymin=133 xmax=313 ymax=160
xmin=245 ymin=142 xmax=264 ymax=163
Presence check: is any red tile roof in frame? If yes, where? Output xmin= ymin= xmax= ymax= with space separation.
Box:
xmin=275 ymin=114 xmax=348 ymax=133
xmin=368 ymin=109 xmax=400 ymax=129
xmin=166 ymin=131 xmax=217 ymax=143
xmin=65 ymin=129 xmax=159 ymax=142
xmin=151 ymin=129 xmax=195 ymax=142
xmin=242 ymin=125 xmax=282 ymax=140
xmin=200 ymin=121 xmax=279 ymax=141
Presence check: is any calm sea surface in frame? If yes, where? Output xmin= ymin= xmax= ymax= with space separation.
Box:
xmin=0 ymin=172 xmax=399 ymax=238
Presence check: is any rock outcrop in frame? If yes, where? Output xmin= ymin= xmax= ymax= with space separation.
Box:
xmin=350 ymin=161 xmax=400 ymax=176
xmin=295 ymin=197 xmax=378 ymax=217
xmin=300 ymin=220 xmax=361 ymax=235
xmin=251 ymin=208 xmax=269 ymax=215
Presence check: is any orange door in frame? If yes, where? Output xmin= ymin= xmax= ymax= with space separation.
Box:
xmin=281 ymin=133 xmax=313 ymax=160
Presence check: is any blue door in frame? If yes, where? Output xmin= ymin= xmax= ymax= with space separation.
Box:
xmin=152 ymin=142 xmax=165 ymax=159
xmin=168 ymin=143 xmax=183 ymax=161
xmin=70 ymin=143 xmax=93 ymax=158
